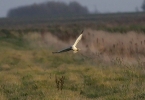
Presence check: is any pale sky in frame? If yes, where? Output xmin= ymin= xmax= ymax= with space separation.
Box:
xmin=0 ymin=0 xmax=144 ymax=18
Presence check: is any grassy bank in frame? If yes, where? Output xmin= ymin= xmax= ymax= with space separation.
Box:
xmin=0 ymin=31 xmax=145 ymax=100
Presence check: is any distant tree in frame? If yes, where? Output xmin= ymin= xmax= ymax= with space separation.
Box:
xmin=69 ymin=1 xmax=89 ymax=15
xmin=7 ymin=1 xmax=89 ymax=18
xmin=135 ymin=7 xmax=139 ymax=12
xmin=142 ymin=0 xmax=145 ymax=11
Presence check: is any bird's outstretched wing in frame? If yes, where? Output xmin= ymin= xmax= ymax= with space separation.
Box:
xmin=73 ymin=30 xmax=83 ymax=47
xmin=52 ymin=46 xmax=72 ymax=53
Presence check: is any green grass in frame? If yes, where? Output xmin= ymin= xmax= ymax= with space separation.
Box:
xmin=0 ymin=31 xmax=145 ymax=100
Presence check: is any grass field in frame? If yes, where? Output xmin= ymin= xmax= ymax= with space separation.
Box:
xmin=1 ymin=12 xmax=145 ymax=99
xmin=0 ymin=28 xmax=145 ymax=100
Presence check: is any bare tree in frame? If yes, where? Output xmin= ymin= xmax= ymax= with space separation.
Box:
xmin=142 ymin=0 xmax=145 ymax=11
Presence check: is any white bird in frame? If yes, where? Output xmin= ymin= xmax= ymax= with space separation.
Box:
xmin=52 ymin=30 xmax=83 ymax=53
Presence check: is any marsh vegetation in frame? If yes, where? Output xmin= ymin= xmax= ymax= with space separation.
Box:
xmin=0 ymin=13 xmax=145 ymax=99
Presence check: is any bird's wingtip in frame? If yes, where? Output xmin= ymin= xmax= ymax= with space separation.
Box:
xmin=52 ymin=52 xmax=57 ymax=54
xmin=81 ymin=30 xmax=84 ymax=34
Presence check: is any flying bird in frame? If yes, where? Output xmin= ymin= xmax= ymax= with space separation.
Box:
xmin=52 ymin=30 xmax=83 ymax=53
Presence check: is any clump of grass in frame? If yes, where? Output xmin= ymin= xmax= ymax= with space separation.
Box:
xmin=55 ymin=75 xmax=65 ymax=90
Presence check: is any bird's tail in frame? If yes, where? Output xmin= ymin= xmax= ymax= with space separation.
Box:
xmin=73 ymin=51 xmax=78 ymax=53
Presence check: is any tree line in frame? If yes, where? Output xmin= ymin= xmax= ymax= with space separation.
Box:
xmin=7 ymin=1 xmax=89 ymax=18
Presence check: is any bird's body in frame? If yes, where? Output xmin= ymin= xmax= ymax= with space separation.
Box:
xmin=52 ymin=31 xmax=83 ymax=53
xmin=72 ymin=45 xmax=78 ymax=51
xmin=72 ymin=45 xmax=79 ymax=53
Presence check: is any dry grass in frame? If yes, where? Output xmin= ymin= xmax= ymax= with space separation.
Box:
xmin=50 ymin=29 xmax=145 ymax=65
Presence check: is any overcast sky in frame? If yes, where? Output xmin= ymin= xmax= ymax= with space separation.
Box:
xmin=0 ymin=0 xmax=144 ymax=18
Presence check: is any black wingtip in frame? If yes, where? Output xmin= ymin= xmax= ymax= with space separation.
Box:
xmin=81 ymin=30 xmax=84 ymax=34
xmin=52 ymin=52 xmax=57 ymax=54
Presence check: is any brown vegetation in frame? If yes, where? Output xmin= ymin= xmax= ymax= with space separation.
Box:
xmin=41 ymin=29 xmax=145 ymax=65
